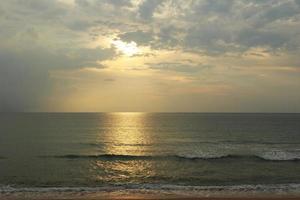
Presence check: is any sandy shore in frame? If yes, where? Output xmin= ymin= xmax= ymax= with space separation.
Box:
xmin=1 ymin=198 xmax=300 ymax=200
xmin=1 ymin=195 xmax=300 ymax=200
xmin=106 ymin=198 xmax=300 ymax=200
xmin=48 ymin=198 xmax=300 ymax=200
xmin=1 ymin=189 xmax=300 ymax=200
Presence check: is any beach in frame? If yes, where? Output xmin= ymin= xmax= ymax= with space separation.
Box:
xmin=1 ymin=0 xmax=300 ymax=199
xmin=1 ymin=194 xmax=300 ymax=200
xmin=1 ymin=192 xmax=300 ymax=200
xmin=1 ymin=185 xmax=300 ymax=200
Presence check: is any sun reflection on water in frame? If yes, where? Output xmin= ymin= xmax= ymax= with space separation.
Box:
xmin=92 ymin=159 xmax=156 ymax=183
xmin=100 ymin=112 xmax=152 ymax=156
xmin=91 ymin=113 xmax=157 ymax=183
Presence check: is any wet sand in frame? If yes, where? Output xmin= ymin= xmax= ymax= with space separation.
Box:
xmin=2 ymin=198 xmax=300 ymax=200
xmin=1 ymin=190 xmax=300 ymax=200
xmin=1 ymin=196 xmax=300 ymax=200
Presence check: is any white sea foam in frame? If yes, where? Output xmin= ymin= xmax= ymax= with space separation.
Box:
xmin=260 ymin=150 xmax=300 ymax=161
xmin=1 ymin=183 xmax=300 ymax=198
xmin=45 ymin=150 xmax=300 ymax=161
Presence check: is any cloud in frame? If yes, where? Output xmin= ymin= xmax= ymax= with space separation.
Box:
xmin=147 ymin=62 xmax=212 ymax=74
xmin=1 ymin=0 xmax=300 ymax=112
xmin=14 ymin=0 xmax=67 ymax=19
xmin=75 ymin=0 xmax=89 ymax=7
xmin=0 ymin=48 xmax=49 ymax=111
xmin=118 ymin=30 xmax=154 ymax=45
xmin=104 ymin=78 xmax=115 ymax=82
xmin=196 ymin=0 xmax=235 ymax=15
xmin=75 ymin=0 xmax=132 ymax=7
xmin=259 ymin=1 xmax=300 ymax=25
xmin=138 ymin=0 xmax=162 ymax=20
xmin=0 ymin=42 xmax=116 ymax=111
xmin=107 ymin=0 xmax=132 ymax=7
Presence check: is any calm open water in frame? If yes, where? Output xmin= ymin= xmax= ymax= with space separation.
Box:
xmin=0 ymin=113 xmax=300 ymax=196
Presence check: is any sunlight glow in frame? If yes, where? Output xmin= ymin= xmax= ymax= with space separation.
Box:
xmin=112 ymin=40 xmax=139 ymax=56
xmin=99 ymin=112 xmax=151 ymax=155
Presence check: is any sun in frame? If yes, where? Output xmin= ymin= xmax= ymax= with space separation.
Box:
xmin=112 ymin=40 xmax=139 ymax=56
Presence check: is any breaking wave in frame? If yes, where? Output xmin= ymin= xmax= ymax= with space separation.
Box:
xmin=1 ymin=183 xmax=300 ymax=197
xmin=41 ymin=150 xmax=300 ymax=162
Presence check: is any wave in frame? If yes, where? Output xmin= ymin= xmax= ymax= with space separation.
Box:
xmin=260 ymin=150 xmax=300 ymax=161
xmin=220 ymin=140 xmax=300 ymax=145
xmin=40 ymin=151 xmax=300 ymax=162
xmin=1 ymin=183 xmax=300 ymax=197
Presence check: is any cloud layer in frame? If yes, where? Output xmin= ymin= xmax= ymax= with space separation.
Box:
xmin=1 ymin=0 xmax=300 ymax=112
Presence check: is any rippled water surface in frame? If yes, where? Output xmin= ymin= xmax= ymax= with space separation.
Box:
xmin=0 ymin=113 xmax=300 ymax=191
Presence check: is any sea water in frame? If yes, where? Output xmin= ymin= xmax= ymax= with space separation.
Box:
xmin=0 ymin=113 xmax=300 ymax=197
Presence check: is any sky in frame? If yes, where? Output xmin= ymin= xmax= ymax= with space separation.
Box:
xmin=0 ymin=0 xmax=300 ymax=112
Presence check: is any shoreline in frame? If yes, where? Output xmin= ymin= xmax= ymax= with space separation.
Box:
xmin=1 ymin=195 xmax=300 ymax=200
xmin=1 ymin=184 xmax=300 ymax=200
xmin=1 ymin=190 xmax=300 ymax=200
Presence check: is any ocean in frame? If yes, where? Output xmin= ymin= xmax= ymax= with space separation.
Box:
xmin=1 ymin=113 xmax=300 ymax=197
